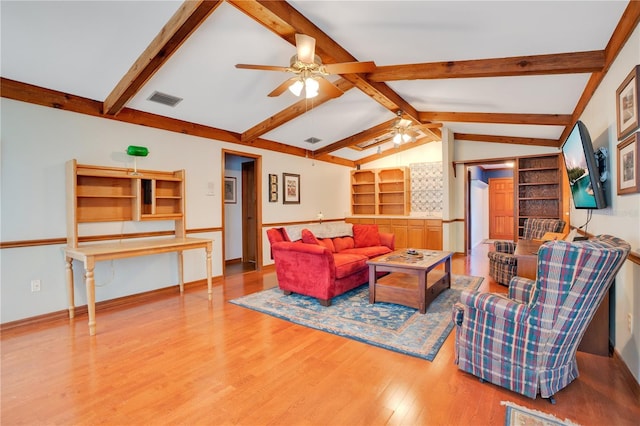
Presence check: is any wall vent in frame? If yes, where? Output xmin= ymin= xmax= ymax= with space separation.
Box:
xmin=304 ymin=137 xmax=322 ymax=144
xmin=147 ymin=91 xmax=183 ymax=107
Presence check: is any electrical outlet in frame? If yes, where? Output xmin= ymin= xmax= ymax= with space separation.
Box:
xmin=628 ymin=313 xmax=633 ymax=333
xmin=30 ymin=279 xmax=41 ymax=292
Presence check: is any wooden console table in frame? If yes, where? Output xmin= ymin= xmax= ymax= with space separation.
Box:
xmin=64 ymin=237 xmax=212 ymax=336
xmin=514 ymin=238 xmax=610 ymax=356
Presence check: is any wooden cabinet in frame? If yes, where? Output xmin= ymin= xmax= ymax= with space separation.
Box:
xmin=351 ymin=167 xmax=410 ymax=216
xmin=515 ymin=154 xmax=565 ymax=238
xmin=67 ymin=159 xmax=186 ymax=246
xmin=347 ymin=217 xmax=442 ymax=250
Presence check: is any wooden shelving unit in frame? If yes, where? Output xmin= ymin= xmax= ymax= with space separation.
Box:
xmin=67 ymin=159 xmax=186 ymax=247
xmin=377 ymin=167 xmax=409 ymax=215
xmin=515 ymin=154 xmax=565 ymax=237
xmin=351 ymin=167 xmax=410 ymax=216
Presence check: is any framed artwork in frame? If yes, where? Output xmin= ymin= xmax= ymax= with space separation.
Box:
xmin=224 ymin=176 xmax=237 ymax=203
xmin=616 ymin=65 xmax=639 ymax=140
xmin=282 ymin=173 xmax=300 ymax=204
xmin=268 ymin=174 xmax=278 ymax=202
xmin=617 ymin=132 xmax=640 ymax=194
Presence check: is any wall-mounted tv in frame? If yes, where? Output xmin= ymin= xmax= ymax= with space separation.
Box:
xmin=561 ymin=120 xmax=607 ymax=209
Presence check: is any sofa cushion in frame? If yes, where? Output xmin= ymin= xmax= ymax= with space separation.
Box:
xmin=353 ymin=224 xmax=381 ymax=248
xmin=333 ymin=253 xmax=368 ymax=279
xmin=301 ymin=228 xmax=321 ymax=245
xmin=333 ymin=236 xmax=355 ymax=252
xmin=341 ymin=245 xmax=392 ymax=258
xmin=319 ymin=238 xmax=336 ymax=253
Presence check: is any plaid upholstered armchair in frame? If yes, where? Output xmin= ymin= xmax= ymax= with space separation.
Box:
xmin=488 ymin=218 xmax=566 ymax=285
xmin=454 ymin=235 xmax=630 ymax=402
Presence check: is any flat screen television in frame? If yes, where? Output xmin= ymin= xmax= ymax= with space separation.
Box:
xmin=561 ymin=120 xmax=607 ymax=209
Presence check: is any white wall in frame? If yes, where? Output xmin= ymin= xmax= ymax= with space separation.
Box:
xmin=0 ymin=98 xmax=350 ymax=323
xmin=574 ymin=24 xmax=640 ymax=382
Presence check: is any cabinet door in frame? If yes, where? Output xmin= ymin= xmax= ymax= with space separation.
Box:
xmin=407 ymin=220 xmax=426 ymax=249
xmin=374 ymin=218 xmax=393 ymax=234
xmin=425 ymin=220 xmax=443 ymax=250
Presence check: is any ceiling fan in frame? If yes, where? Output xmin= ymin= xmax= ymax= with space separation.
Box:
xmin=235 ymin=34 xmax=376 ymax=99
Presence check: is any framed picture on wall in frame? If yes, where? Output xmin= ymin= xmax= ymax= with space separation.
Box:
xmin=616 ymin=65 xmax=639 ymax=140
xmin=224 ymin=176 xmax=237 ymax=203
xmin=268 ymin=174 xmax=278 ymax=202
xmin=282 ymin=173 xmax=300 ymax=204
xmin=617 ymin=132 xmax=640 ymax=194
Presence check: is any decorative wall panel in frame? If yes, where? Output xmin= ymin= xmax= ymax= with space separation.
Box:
xmin=410 ymin=162 xmax=443 ymax=214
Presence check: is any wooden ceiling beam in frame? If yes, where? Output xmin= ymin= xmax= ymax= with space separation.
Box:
xmin=368 ymin=50 xmax=605 ymax=82
xmin=354 ymin=139 xmax=437 ymax=166
xmin=241 ymin=79 xmax=354 ymax=142
xmin=454 ymin=133 xmax=560 ymax=147
xmin=312 ymin=119 xmax=398 ymax=156
xmin=103 ymin=1 xmax=221 ymax=116
xmin=228 ymin=0 xmax=419 ymax=121
xmin=419 ymin=111 xmax=572 ymax=126
xmin=2 ymin=78 xmax=354 ymax=168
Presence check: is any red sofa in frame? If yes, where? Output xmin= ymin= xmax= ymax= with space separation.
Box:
xmin=266 ymin=224 xmax=395 ymax=306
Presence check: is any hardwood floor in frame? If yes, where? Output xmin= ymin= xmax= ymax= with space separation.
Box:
xmin=2 ymin=244 xmax=638 ymax=425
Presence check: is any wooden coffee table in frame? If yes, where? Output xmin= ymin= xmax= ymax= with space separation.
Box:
xmin=367 ymin=249 xmax=453 ymax=313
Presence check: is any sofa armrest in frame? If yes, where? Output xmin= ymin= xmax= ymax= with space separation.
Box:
xmin=494 ymin=240 xmax=516 ymax=254
xmin=270 ymin=241 xmax=336 ymax=291
xmin=508 ymin=276 xmax=536 ymax=304
xmin=459 ymin=290 xmax=529 ymax=323
xmin=379 ymin=232 xmax=395 ymax=250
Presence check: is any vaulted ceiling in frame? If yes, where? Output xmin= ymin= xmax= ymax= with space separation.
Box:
xmin=2 ymin=1 xmax=638 ymax=167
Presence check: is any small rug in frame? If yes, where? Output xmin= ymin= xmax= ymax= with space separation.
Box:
xmin=230 ymin=274 xmax=483 ymax=361
xmin=502 ymin=401 xmax=581 ymax=426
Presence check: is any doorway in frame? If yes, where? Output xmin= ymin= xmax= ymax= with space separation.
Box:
xmin=465 ymin=161 xmax=515 ymax=252
xmin=223 ymin=151 xmax=262 ymax=276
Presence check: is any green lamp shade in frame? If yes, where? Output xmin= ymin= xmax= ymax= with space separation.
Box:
xmin=126 ymin=145 xmax=149 ymax=157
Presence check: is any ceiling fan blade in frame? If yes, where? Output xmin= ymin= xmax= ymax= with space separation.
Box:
xmin=268 ymin=77 xmax=297 ymax=97
xmin=295 ymin=34 xmax=316 ymax=63
xmin=236 ymin=64 xmax=290 ymax=72
xmin=317 ymin=78 xmax=344 ymax=99
xmin=323 ymin=61 xmax=376 ymax=74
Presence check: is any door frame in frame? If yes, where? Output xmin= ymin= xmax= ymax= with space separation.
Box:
xmin=462 ymin=158 xmax=516 ymax=253
xmin=222 ymin=149 xmax=263 ymax=275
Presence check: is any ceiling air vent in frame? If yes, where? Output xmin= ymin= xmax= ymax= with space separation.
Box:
xmin=147 ymin=91 xmax=183 ymax=107
xmin=304 ymin=137 xmax=322 ymax=144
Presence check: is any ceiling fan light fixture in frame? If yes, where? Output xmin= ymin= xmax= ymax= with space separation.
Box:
xmin=304 ymin=77 xmax=319 ymax=98
xmin=393 ymin=132 xmax=402 ymax=145
xmin=288 ymin=79 xmax=304 ymax=96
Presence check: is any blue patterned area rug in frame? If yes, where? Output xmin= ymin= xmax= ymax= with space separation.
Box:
xmin=230 ymin=274 xmax=483 ymax=361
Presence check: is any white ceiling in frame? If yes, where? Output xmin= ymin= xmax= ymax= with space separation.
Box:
xmin=0 ymin=1 xmax=630 ymax=163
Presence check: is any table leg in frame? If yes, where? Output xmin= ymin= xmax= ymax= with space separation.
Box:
xmin=206 ymin=245 xmax=213 ymax=302
xmin=418 ymin=270 xmax=427 ymax=314
xmin=65 ymin=256 xmax=75 ymax=319
xmin=178 ymin=251 xmax=184 ymax=293
xmin=368 ymin=266 xmax=376 ymax=304
xmin=85 ymin=259 xmax=96 ymax=336
xmin=444 ymin=255 xmax=451 ymax=288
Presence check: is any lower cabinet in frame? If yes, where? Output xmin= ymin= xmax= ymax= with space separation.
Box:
xmin=347 ymin=217 xmax=442 ymax=250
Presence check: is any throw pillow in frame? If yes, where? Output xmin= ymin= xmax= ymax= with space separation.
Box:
xmin=353 ymin=224 xmax=381 ymax=248
xmin=333 ymin=236 xmax=355 ymax=252
xmin=301 ymin=228 xmax=321 ymax=245
xmin=318 ymin=238 xmax=336 ymax=252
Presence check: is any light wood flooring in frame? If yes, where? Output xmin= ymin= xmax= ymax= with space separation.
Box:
xmin=2 ymin=244 xmax=639 ymax=425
